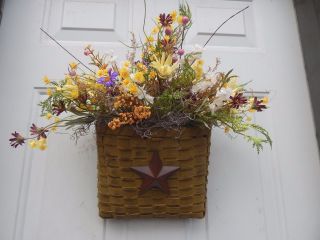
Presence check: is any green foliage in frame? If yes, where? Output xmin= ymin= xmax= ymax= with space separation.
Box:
xmin=245 ymin=124 xmax=272 ymax=153
xmin=38 ymin=95 xmax=54 ymax=115
xmin=219 ymin=69 xmax=237 ymax=88
xmin=64 ymin=115 xmax=95 ymax=129
xmin=153 ymin=89 xmax=185 ymax=115
xmin=171 ymin=58 xmax=195 ymax=89
xmin=206 ymin=109 xmax=272 ymax=153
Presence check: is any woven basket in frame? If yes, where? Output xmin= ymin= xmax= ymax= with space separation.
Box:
xmin=96 ymin=125 xmax=211 ymax=218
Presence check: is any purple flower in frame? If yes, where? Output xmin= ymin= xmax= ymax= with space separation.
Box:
xmin=165 ymin=27 xmax=173 ymax=35
xmin=52 ymin=100 xmax=66 ymax=116
xmin=159 ymin=13 xmax=173 ymax=27
xmin=9 ymin=132 xmax=25 ymax=148
xmin=177 ymin=49 xmax=185 ymax=56
xmin=84 ymin=49 xmax=91 ymax=56
xmin=97 ymin=69 xmax=118 ymax=87
xmin=69 ymin=70 xmax=77 ymax=77
xmin=230 ymin=93 xmax=247 ymax=109
xmin=30 ymin=124 xmax=48 ymax=140
xmin=182 ymin=16 xmax=189 ymax=25
xmin=251 ymin=97 xmax=267 ymax=112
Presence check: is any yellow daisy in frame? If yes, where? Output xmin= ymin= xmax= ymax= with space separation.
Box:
xmin=69 ymin=62 xmax=78 ymax=70
xmin=150 ymin=53 xmax=179 ymax=78
xmin=42 ymin=76 xmax=50 ymax=84
xmin=134 ymin=72 xmax=145 ymax=83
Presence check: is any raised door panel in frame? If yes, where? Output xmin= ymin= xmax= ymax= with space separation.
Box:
xmin=42 ymin=0 xmax=130 ymax=42
xmin=15 ymin=89 xmax=104 ymax=240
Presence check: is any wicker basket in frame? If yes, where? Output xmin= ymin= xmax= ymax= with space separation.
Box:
xmin=96 ymin=125 xmax=211 ymax=218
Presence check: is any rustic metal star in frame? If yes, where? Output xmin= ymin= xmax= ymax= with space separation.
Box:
xmin=130 ymin=151 xmax=180 ymax=195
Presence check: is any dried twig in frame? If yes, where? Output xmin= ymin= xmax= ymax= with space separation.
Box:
xmin=203 ymin=6 xmax=249 ymax=47
xmin=40 ymin=28 xmax=95 ymax=73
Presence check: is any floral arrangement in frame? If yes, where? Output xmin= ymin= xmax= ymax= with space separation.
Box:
xmin=9 ymin=3 xmax=271 ymax=153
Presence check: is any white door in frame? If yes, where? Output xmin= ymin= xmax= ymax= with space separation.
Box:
xmin=1 ymin=0 xmax=320 ymax=240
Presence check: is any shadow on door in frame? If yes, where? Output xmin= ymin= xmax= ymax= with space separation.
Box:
xmin=294 ymin=0 xmax=320 ymax=152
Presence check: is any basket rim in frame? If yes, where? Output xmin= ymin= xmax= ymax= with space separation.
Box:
xmin=95 ymin=125 xmax=211 ymax=138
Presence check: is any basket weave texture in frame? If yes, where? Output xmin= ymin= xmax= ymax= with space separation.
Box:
xmin=96 ymin=125 xmax=211 ymax=218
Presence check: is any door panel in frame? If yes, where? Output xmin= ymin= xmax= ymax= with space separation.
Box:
xmin=1 ymin=0 xmax=319 ymax=240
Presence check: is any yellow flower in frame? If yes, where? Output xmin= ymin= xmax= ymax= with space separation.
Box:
xmin=170 ymin=10 xmax=177 ymax=22
xmin=164 ymin=35 xmax=170 ymax=42
xmin=65 ymin=74 xmax=72 ymax=81
xmin=150 ymin=53 xmax=178 ymax=78
xmin=28 ymin=138 xmax=47 ymax=150
xmin=47 ymin=88 xmax=52 ymax=96
xmin=62 ymin=82 xmax=79 ymax=99
xmin=137 ymin=62 xmax=147 ymax=72
xmin=45 ymin=113 xmax=52 ymax=120
xmin=196 ymin=59 xmax=204 ymax=65
xmin=192 ymin=65 xmax=203 ymax=80
xmin=147 ymin=46 xmax=155 ymax=52
xmin=123 ymin=60 xmax=131 ymax=68
xmin=149 ymin=71 xmax=157 ymax=79
xmin=37 ymin=138 xmax=47 ymax=151
xmin=246 ymin=116 xmax=252 ymax=122
xmin=69 ymin=62 xmax=78 ymax=70
xmin=54 ymin=117 xmax=60 ymax=123
xmin=122 ymin=78 xmax=131 ymax=86
xmin=93 ymin=83 xmax=106 ymax=92
xmin=119 ymin=67 xmax=130 ymax=79
xmin=177 ymin=15 xmax=183 ymax=24
xmin=128 ymin=83 xmax=138 ymax=95
xmin=97 ymin=68 xmax=108 ymax=77
xmin=262 ymin=96 xmax=269 ymax=104
xmin=194 ymin=67 xmax=203 ymax=80
xmin=51 ymin=125 xmax=57 ymax=132
xmin=151 ymin=26 xmax=159 ymax=35
xmin=146 ymin=35 xmax=154 ymax=43
xmin=42 ymin=76 xmax=50 ymax=84
xmin=134 ymin=72 xmax=145 ymax=83
xmin=192 ymin=60 xmax=204 ymax=80
xmin=28 ymin=140 xmax=37 ymax=149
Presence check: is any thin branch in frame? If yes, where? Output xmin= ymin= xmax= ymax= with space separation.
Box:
xmin=119 ymin=40 xmax=142 ymax=49
xmin=142 ymin=0 xmax=148 ymax=39
xmin=203 ymin=6 xmax=249 ymax=47
xmin=40 ymin=28 xmax=95 ymax=74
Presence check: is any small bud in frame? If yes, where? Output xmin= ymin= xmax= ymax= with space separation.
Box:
xmin=182 ymin=16 xmax=189 ymax=25
xmin=165 ymin=27 xmax=173 ymax=35
xmin=177 ymin=49 xmax=185 ymax=56
xmin=84 ymin=49 xmax=91 ymax=56
xmin=69 ymin=70 xmax=77 ymax=77
xmin=172 ymin=56 xmax=178 ymax=63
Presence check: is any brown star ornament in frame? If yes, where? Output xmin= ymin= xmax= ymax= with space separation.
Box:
xmin=130 ymin=151 xmax=180 ymax=195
